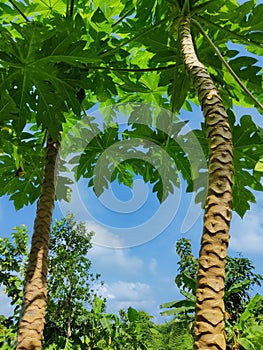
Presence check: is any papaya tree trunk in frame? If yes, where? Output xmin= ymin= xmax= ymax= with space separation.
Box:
xmin=179 ymin=16 xmax=234 ymax=350
xmin=16 ymin=137 xmax=60 ymax=350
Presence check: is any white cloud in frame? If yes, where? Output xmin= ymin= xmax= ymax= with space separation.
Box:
xmin=99 ymin=281 xmax=155 ymax=313
xmin=86 ymin=222 xmax=144 ymax=276
xmin=230 ymin=204 xmax=263 ymax=254
xmin=90 ymin=245 xmax=144 ymax=276
xmin=86 ymin=221 xmax=125 ymax=248
xmin=0 ymin=286 xmax=14 ymax=317
xmin=149 ymin=258 xmax=157 ymax=274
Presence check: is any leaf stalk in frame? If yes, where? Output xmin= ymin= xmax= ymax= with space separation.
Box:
xmin=195 ymin=14 xmax=263 ymax=50
xmin=192 ymin=18 xmax=263 ymax=112
xmin=8 ymin=0 xmax=30 ymax=22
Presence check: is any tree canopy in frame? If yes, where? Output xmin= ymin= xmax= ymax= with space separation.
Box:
xmin=0 ymin=0 xmax=263 ymax=216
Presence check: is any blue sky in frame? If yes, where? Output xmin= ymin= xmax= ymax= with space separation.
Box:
xmin=1 ymin=102 xmax=263 ymax=323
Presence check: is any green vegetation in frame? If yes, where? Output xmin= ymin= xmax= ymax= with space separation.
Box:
xmin=1 ymin=221 xmax=262 ymax=349
xmin=161 ymin=238 xmax=263 ymax=350
xmin=0 ymin=0 xmax=263 ymax=348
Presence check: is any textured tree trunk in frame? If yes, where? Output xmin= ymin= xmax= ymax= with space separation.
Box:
xmin=16 ymin=137 xmax=60 ymax=350
xmin=179 ymin=17 xmax=234 ymax=350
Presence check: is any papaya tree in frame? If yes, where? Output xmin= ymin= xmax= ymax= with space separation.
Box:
xmin=179 ymin=10 xmax=234 ymax=350
xmin=109 ymin=1 xmax=262 ymax=348
xmin=0 ymin=9 xmax=93 ymax=347
xmin=168 ymin=2 xmax=262 ymax=348
xmin=0 ymin=4 xmax=106 ymax=348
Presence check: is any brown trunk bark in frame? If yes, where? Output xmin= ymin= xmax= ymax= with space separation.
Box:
xmin=16 ymin=137 xmax=60 ymax=350
xmin=179 ymin=17 xmax=234 ymax=350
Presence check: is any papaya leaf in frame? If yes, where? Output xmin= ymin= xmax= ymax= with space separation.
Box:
xmin=232 ymin=115 xmax=263 ymax=217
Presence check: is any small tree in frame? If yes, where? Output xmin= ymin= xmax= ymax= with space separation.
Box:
xmin=225 ymin=255 xmax=263 ymax=323
xmin=43 ymin=214 xmax=104 ymax=348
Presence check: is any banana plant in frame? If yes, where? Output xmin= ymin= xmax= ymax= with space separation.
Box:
xmin=226 ymin=294 xmax=263 ymax=350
